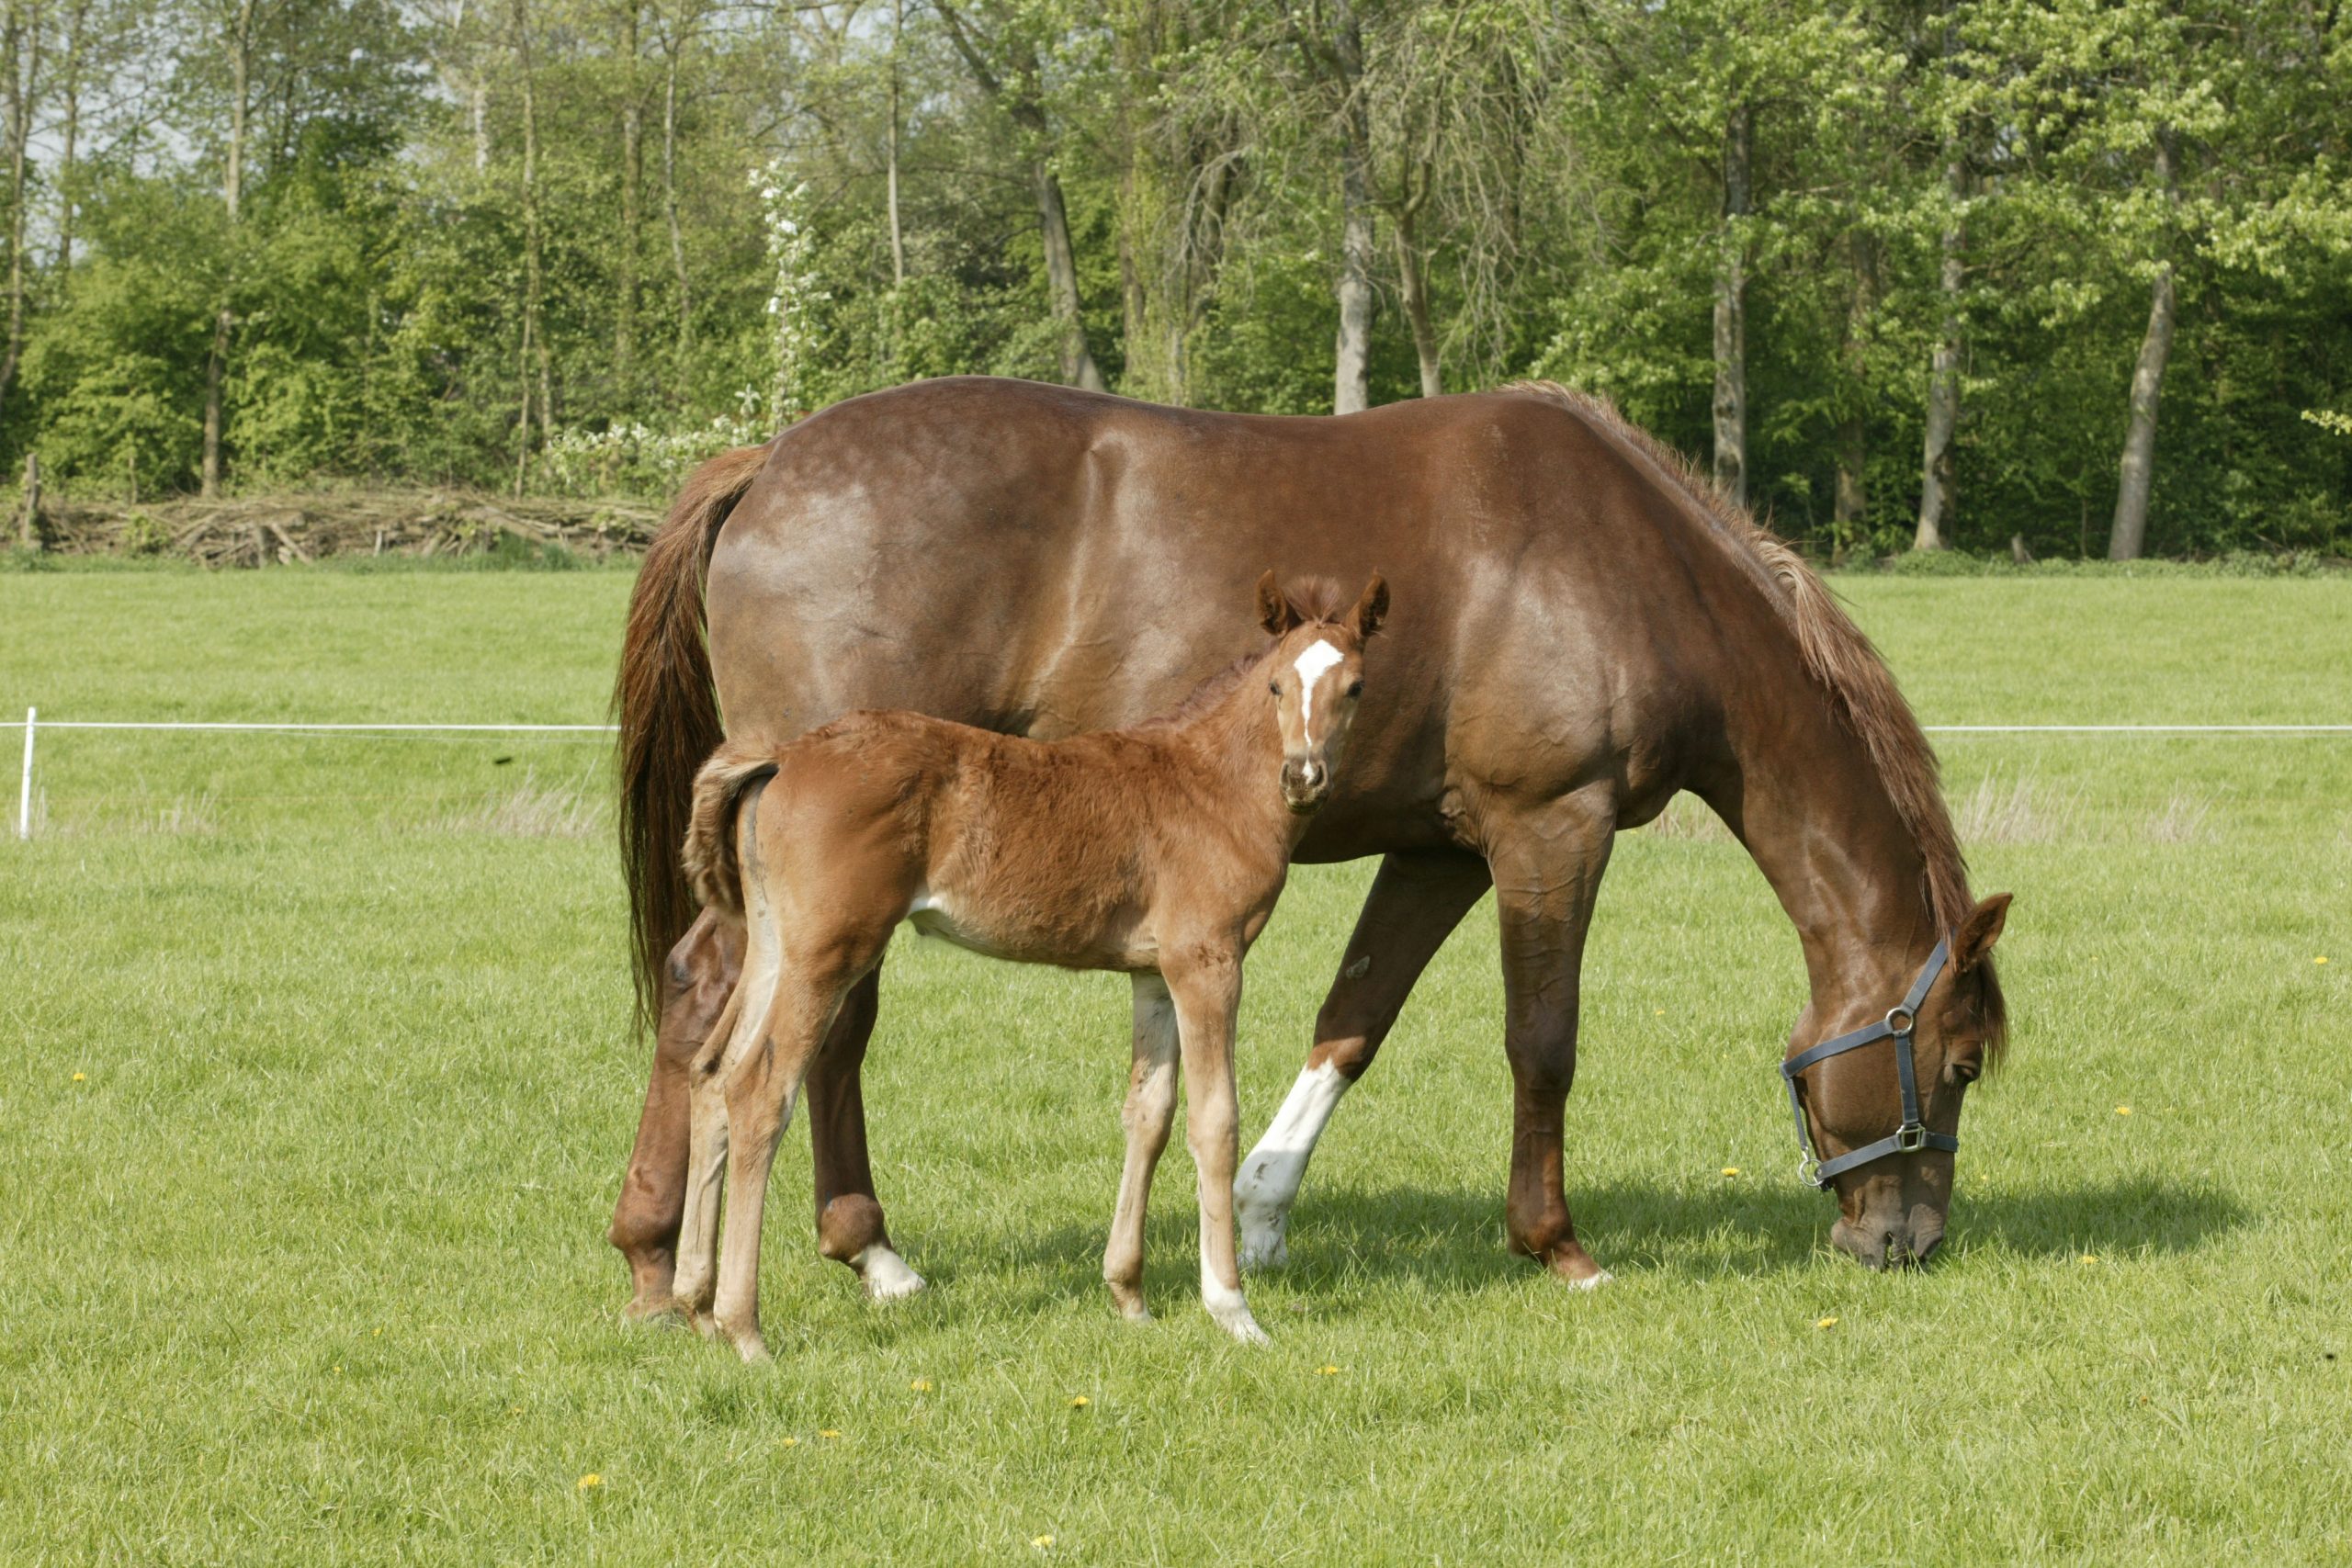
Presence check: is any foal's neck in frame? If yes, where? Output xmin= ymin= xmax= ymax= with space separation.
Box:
xmin=1166 ymin=649 xmax=1302 ymax=854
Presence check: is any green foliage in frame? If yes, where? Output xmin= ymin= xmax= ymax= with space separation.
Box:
xmin=0 ymin=0 xmax=2344 ymax=556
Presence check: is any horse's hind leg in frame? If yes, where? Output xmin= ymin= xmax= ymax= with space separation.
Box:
xmin=1236 ymin=851 xmax=1490 ymax=1269
xmin=806 ymin=970 xmax=923 ymax=1302
xmin=1487 ymin=786 xmax=1617 ymax=1287
xmin=610 ymin=911 xmax=741 ymax=1319
xmin=1103 ymin=973 xmax=1181 ymax=1322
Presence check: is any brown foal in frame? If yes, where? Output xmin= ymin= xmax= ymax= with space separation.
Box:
xmin=664 ymin=572 xmax=1387 ymax=1360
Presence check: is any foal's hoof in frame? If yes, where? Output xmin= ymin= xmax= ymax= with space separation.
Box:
xmin=1209 ymin=1305 xmax=1272 ymax=1346
xmin=854 ymin=1245 xmax=928 ymax=1303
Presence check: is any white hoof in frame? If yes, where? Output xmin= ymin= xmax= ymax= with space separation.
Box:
xmin=855 ymin=1245 xmax=927 ymax=1303
xmin=1562 ymin=1268 xmax=1613 ymax=1292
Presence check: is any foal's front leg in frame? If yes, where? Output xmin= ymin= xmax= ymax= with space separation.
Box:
xmin=1103 ymin=973 xmax=1181 ymax=1322
xmin=1167 ymin=950 xmax=1267 ymax=1346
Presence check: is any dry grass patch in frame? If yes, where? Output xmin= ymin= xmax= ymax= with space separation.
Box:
xmin=2145 ymin=789 xmax=2215 ymax=844
xmin=1952 ymin=773 xmax=2083 ymax=845
xmin=437 ymin=776 xmax=605 ymax=838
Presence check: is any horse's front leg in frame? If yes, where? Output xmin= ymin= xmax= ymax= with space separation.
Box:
xmin=1487 ymin=785 xmax=1617 ymax=1287
xmin=610 ymin=911 xmax=741 ymax=1320
xmin=1236 ymin=851 xmax=1490 ymax=1269
xmin=1103 ymin=973 xmax=1181 ymax=1322
xmin=1166 ymin=948 xmax=1267 ymax=1345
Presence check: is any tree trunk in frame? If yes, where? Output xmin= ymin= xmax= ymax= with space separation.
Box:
xmin=662 ymin=25 xmax=691 ymax=364
xmin=1915 ymin=157 xmax=1965 ymax=551
xmin=203 ymin=0 xmax=254 ymax=500
xmin=1034 ymin=163 xmax=1103 ymax=390
xmin=53 ymin=0 xmax=85 ymax=271
xmin=616 ymin=1 xmax=642 ymax=397
xmin=0 ymin=0 xmax=39 ymax=425
xmin=471 ymin=83 xmax=489 ymax=172
xmin=1711 ymin=102 xmax=1750 ymax=506
xmin=886 ymin=0 xmax=905 ymax=287
xmin=1833 ymin=229 xmax=1875 ymax=540
xmin=1394 ymin=209 xmax=1439 ymax=399
xmin=514 ymin=0 xmax=548 ymax=492
xmin=1328 ymin=0 xmax=1372 ymax=415
xmin=2108 ymin=129 xmax=2180 ymax=562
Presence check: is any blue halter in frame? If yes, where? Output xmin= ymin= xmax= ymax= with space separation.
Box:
xmin=1780 ymin=937 xmax=1959 ymax=1189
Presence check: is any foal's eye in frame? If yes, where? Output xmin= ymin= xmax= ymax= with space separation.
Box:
xmin=1268 ymin=681 xmax=1281 ymax=695
xmin=1346 ymin=680 xmax=1364 ymax=698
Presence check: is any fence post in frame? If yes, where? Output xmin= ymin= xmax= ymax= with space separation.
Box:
xmin=16 ymin=455 xmax=37 ymax=552
xmin=17 ymin=707 xmax=33 ymax=840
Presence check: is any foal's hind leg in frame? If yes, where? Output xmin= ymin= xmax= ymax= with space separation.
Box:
xmin=806 ymin=971 xmax=924 ymax=1303
xmin=1236 ymin=852 xmax=1490 ymax=1269
xmin=1103 ymin=973 xmax=1181 ymax=1322
xmin=710 ymin=954 xmax=866 ymax=1363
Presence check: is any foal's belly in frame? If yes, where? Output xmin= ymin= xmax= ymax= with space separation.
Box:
xmin=906 ymin=893 xmax=1156 ymax=973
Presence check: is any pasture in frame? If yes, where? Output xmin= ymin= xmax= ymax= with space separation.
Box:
xmin=3 ymin=567 xmax=2347 ymax=1564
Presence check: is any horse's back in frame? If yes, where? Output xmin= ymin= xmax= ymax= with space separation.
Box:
xmin=704 ymin=378 xmax=1768 ymax=851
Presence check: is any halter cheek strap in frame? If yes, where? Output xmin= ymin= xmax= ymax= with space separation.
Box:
xmin=1780 ymin=937 xmax=1960 ymax=1189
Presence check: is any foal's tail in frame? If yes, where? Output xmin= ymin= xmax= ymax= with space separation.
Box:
xmin=615 ymin=442 xmax=772 ymax=1034
xmin=683 ymin=745 xmax=783 ymax=922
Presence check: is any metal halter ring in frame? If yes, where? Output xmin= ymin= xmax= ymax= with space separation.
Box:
xmin=1883 ymin=1005 xmax=1916 ymax=1036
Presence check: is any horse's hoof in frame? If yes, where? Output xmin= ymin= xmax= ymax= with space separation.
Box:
xmin=622 ymin=1294 xmax=687 ymax=1327
xmin=1237 ymin=1220 xmax=1289 ymax=1272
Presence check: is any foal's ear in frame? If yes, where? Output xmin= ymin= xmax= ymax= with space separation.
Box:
xmin=1348 ymin=572 xmax=1389 ymax=639
xmin=1256 ymin=570 xmax=1299 ymax=635
xmin=1954 ymin=892 xmax=2012 ymax=973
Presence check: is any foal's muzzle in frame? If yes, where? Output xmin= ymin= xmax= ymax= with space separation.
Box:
xmin=1282 ymin=758 xmax=1330 ymax=812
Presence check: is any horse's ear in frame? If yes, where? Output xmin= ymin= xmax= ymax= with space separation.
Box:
xmin=1256 ymin=570 xmax=1297 ymax=635
xmin=1348 ymin=572 xmax=1389 ymax=639
xmin=1954 ymin=893 xmax=2011 ymax=973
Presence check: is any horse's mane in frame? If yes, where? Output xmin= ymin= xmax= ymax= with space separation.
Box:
xmin=1499 ymin=379 xmax=2006 ymax=1063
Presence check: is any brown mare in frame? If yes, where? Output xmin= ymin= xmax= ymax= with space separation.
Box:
xmin=665 ymin=575 xmax=1385 ymax=1359
xmin=608 ymin=377 xmax=2012 ymax=1318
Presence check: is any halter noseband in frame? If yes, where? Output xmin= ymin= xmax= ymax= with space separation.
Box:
xmin=1780 ymin=936 xmax=1959 ymax=1189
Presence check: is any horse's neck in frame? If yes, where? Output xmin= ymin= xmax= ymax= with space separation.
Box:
xmin=1718 ymin=687 xmax=1941 ymax=1032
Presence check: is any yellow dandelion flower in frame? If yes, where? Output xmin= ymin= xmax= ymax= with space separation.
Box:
xmin=1031 ymin=1536 xmax=1055 ymax=1550
xmin=72 ymin=1072 xmax=86 ymax=1082
xmin=332 ymin=1364 xmax=343 ymax=1372
xmin=1067 ymin=1395 xmax=1090 ymax=1408
xmin=577 ymin=1473 xmax=603 ymax=1490
xmin=910 ymin=1379 xmax=933 ymax=1393
xmin=780 ymin=1436 xmax=799 ymax=1448
xmin=2316 ymin=955 xmax=2329 ymax=965
xmin=1316 ymin=1364 xmax=1340 ymax=1376
xmin=1722 ymin=1167 xmax=1740 ymax=1177
xmin=1815 ymin=1316 xmax=1838 ymax=1329
xmin=819 ymin=1428 xmax=842 ymax=1439
xmin=2115 ymin=1106 xmax=2132 ymax=1116
xmin=2079 ymin=1255 xmax=2098 ymax=1265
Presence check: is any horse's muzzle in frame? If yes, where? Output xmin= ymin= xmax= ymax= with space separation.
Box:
xmin=1832 ymin=1213 xmax=1946 ymax=1270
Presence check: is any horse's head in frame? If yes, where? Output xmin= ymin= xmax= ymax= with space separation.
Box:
xmin=1253 ymin=570 xmax=1387 ymax=814
xmin=1787 ymin=893 xmax=2010 ymax=1269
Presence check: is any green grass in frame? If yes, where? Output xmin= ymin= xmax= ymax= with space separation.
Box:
xmin=3 ymin=570 xmax=2347 ymax=1564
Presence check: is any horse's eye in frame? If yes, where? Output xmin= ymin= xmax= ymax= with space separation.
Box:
xmin=1945 ymin=1059 xmax=1982 ymax=1087
xmin=1347 ymin=680 xmax=1364 ymax=698
xmin=1268 ymin=681 xmax=1281 ymax=695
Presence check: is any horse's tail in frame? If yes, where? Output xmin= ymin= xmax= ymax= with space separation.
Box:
xmin=682 ymin=745 xmax=782 ymax=921
xmin=615 ymin=442 xmax=771 ymax=1033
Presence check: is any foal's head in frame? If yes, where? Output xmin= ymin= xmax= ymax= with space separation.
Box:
xmin=1253 ymin=570 xmax=1388 ymax=814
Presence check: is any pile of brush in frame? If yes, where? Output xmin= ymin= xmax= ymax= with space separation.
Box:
xmin=18 ymin=491 xmax=665 ymax=565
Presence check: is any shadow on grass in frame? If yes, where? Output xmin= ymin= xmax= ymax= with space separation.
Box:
xmin=1284 ymin=1173 xmax=2247 ymax=1284
xmin=787 ymin=1174 xmax=2245 ymax=1332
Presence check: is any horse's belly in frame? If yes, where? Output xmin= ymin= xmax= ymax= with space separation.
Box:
xmin=906 ymin=895 xmax=1148 ymax=972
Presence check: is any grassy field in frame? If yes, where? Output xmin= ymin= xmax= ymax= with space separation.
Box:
xmin=3 ymin=568 xmax=2347 ymax=1564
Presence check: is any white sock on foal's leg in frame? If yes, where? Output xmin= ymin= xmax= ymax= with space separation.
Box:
xmin=1234 ymin=1061 xmax=1351 ymax=1269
